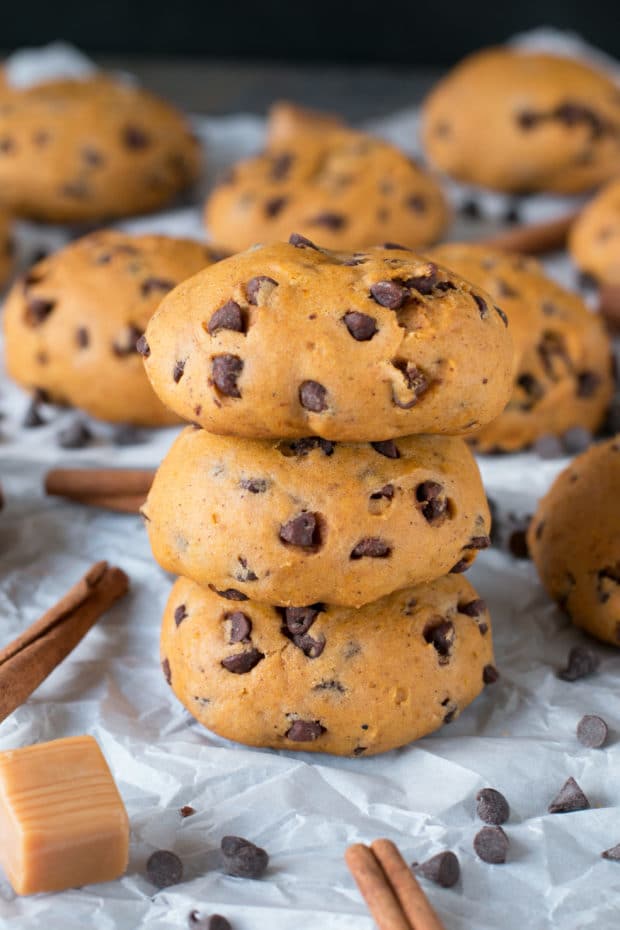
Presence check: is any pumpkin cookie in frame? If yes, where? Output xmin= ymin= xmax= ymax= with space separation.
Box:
xmin=569 ymin=179 xmax=620 ymax=286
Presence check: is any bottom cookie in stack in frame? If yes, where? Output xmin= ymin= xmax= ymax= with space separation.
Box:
xmin=160 ymin=574 xmax=496 ymax=757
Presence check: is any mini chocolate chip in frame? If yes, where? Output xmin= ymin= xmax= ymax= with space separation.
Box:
xmin=22 ymin=398 xmax=46 ymax=428
xmin=476 ymin=788 xmax=510 ymax=825
xmin=459 ymin=599 xmax=487 ymax=617
xmin=239 ymin=477 xmax=268 ymax=493
xmin=221 ymin=648 xmax=264 ymax=674
xmin=370 ymin=439 xmax=400 ymax=458
xmin=136 ymin=335 xmax=150 ymax=357
xmin=212 ymin=354 xmax=243 ymax=397
xmin=57 ymin=419 xmax=93 ymax=449
xmin=415 ymin=851 xmax=460 ymax=888
xmin=221 ymin=836 xmax=269 ymax=879
xmin=309 ymin=212 xmax=346 ymax=230
xmin=246 ymin=275 xmax=278 ymax=305
xmin=495 ymin=305 xmax=509 ymax=326
xmin=370 ymin=280 xmax=409 ymax=309
xmin=602 ymin=845 xmax=620 ymax=861
xmin=188 ymin=913 xmax=231 ymax=930
xmin=146 ymin=849 xmax=183 ymax=888
xmin=577 ymin=714 xmax=608 ymax=749
xmin=76 ymin=326 xmax=89 ymax=348
xmin=180 ymin=805 xmax=196 ymax=818
xmin=343 ymin=310 xmax=377 ymax=341
xmin=563 ymin=426 xmax=592 ymax=454
xmin=234 ymin=556 xmax=257 ymax=583
xmin=313 ymin=679 xmax=345 ymax=692
xmin=265 ymin=195 xmax=288 ymax=217
xmin=113 ymin=324 xmax=143 ymax=357
xmin=208 ymin=585 xmax=249 ymax=601
xmin=577 ymin=371 xmax=600 ymax=398
xmin=483 ymin=665 xmax=499 ymax=684
xmin=280 ymin=603 xmax=325 ymax=635
xmin=207 ymin=300 xmax=245 ymax=335
xmin=286 ymin=719 xmax=326 ymax=741
xmin=162 ymin=658 xmax=171 ymax=685
xmin=279 ymin=512 xmax=321 ymax=547
xmin=548 ymin=776 xmax=590 ymax=814
xmin=227 ymin=611 xmax=252 ymax=643
xmin=423 ymin=618 xmax=454 ymax=661
xmin=174 ymin=604 xmax=188 ymax=627
xmin=350 ymin=537 xmax=391 ymax=559
xmin=299 ymin=380 xmax=327 ymax=412
xmin=559 ymin=646 xmax=600 ymax=682
xmin=25 ymin=295 xmax=55 ymax=326
xmin=169 ymin=359 xmax=186 ymax=384
xmin=123 ymin=125 xmax=151 ymax=149
xmin=473 ymin=826 xmax=509 ymax=864
xmin=270 ymin=151 xmax=294 ymax=180
xmin=289 ymin=232 xmax=318 ymax=250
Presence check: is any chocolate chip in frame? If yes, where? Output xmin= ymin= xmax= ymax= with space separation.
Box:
xmin=473 ymin=295 xmax=489 ymax=319
xmin=559 ymin=646 xmax=600 ymax=681
xmin=146 ymin=849 xmax=183 ymax=888
xmin=407 ymin=194 xmax=427 ymax=213
xmin=416 ymin=481 xmax=448 ymax=524
xmin=508 ymin=528 xmax=529 ymax=559
xmin=473 ymin=826 xmax=509 ymax=864
xmin=279 ymin=604 xmax=325 ymax=635
xmin=25 ymin=295 xmax=55 ymax=326
xmin=370 ymin=440 xmax=400 ymax=459
xmin=466 ymin=535 xmax=491 ymax=550
xmin=22 ymin=398 xmax=46 ymax=428
xmin=81 ymin=145 xmax=104 ymax=166
xmin=239 ymin=477 xmax=268 ymax=494
xmin=180 ymin=805 xmax=196 ymax=818
xmin=174 ymin=604 xmax=188 ymax=627
xmin=299 ymin=380 xmax=327 ymax=412
xmin=212 ymin=354 xmax=243 ymax=397
xmin=370 ymin=280 xmax=409 ymax=309
xmin=577 ymin=371 xmax=600 ymax=398
xmin=370 ymin=484 xmax=394 ymax=501
xmin=141 ymin=277 xmax=175 ymax=297
xmin=282 ymin=437 xmax=335 ymax=457
xmin=123 ymin=125 xmax=151 ymax=149
xmin=483 ymin=665 xmax=499 ymax=684
xmin=313 ymin=679 xmax=345 ymax=692
xmin=495 ymin=305 xmax=509 ymax=326
xmin=136 ymin=335 xmax=150 ymax=357
xmin=577 ymin=715 xmax=608 ymax=749
xmin=208 ymin=585 xmax=248 ymax=601
xmin=459 ymin=599 xmax=487 ymax=617
xmin=270 ymin=151 xmax=294 ymax=180
xmin=57 ymin=418 xmax=93 ymax=449
xmin=221 ymin=836 xmax=269 ymax=879
xmin=423 ymin=618 xmax=454 ymax=661
xmin=279 ymin=512 xmax=321 ymax=548
xmin=518 ymin=373 xmax=544 ymax=406
xmin=162 ymin=658 xmax=171 ymax=685
xmin=602 ymin=844 xmax=620 ymax=861
xmin=221 ymin=648 xmax=264 ymax=674
xmin=343 ymin=311 xmax=377 ymax=341
xmin=414 ymin=851 xmax=460 ymax=888
xmin=533 ymin=433 xmax=564 ymax=459
xmin=285 ymin=719 xmax=326 ymax=741
xmin=476 ymin=788 xmax=510 ymax=825
xmin=562 ymin=426 xmax=592 ymax=454
xmin=76 ymin=327 xmax=89 ymax=348
xmin=114 ymin=424 xmax=146 ymax=446
xmin=207 ymin=300 xmax=245 ymax=335
xmin=234 ymin=556 xmax=257 ymax=583
xmin=227 ymin=611 xmax=252 ymax=643
xmin=450 ymin=558 xmax=471 ymax=574
xmin=188 ymin=913 xmax=231 ymax=930
xmin=350 ymin=537 xmax=391 ymax=559
xmin=289 ymin=232 xmax=318 ymax=250
xmin=288 ymin=631 xmax=326 ymax=658
xmin=548 ymin=776 xmax=590 ymax=813
xmin=309 ymin=212 xmax=346 ymax=230
xmin=113 ymin=324 xmax=143 ymax=356
xmin=391 ymin=360 xmax=429 ymax=407
xmin=265 ymin=195 xmax=288 ymax=217
xmin=246 ymin=275 xmax=278 ymax=305
xmin=173 ymin=359 xmax=186 ymax=383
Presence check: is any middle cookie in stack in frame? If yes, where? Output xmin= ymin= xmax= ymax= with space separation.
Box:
xmin=141 ymin=237 xmax=514 ymax=756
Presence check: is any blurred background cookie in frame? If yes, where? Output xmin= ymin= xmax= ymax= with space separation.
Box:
xmin=4 ymin=230 xmax=220 ymax=425
xmin=569 ymin=179 xmax=620 ymax=287
xmin=422 ymin=48 xmax=620 ymax=194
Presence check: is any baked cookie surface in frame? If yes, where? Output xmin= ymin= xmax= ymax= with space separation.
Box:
xmin=422 ymin=48 xmax=620 ymax=194
xmin=528 ymin=437 xmax=620 ymax=646
xmin=143 ymin=426 xmax=491 ymax=608
xmin=204 ymin=104 xmax=448 ymax=252
xmin=142 ymin=239 xmax=514 ymax=441
xmin=429 ymin=243 xmax=613 ymax=452
xmin=160 ymin=573 xmax=495 ymax=756
xmin=4 ymin=230 xmax=220 ymax=425
xmin=569 ymin=179 xmax=620 ymax=286
xmin=0 ymin=76 xmax=200 ymax=222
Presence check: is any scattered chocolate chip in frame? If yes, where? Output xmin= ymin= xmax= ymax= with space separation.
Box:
xmin=285 ymin=719 xmax=326 ymax=741
xmin=576 ymin=371 xmax=600 ymax=398
xmin=246 ymin=275 xmax=278 ymax=305
xmin=239 ymin=477 xmax=268 ymax=493
xmin=174 ymin=604 xmax=188 ymax=627
xmin=173 ymin=359 xmax=186 ymax=383
xmin=207 ymin=300 xmax=245 ymax=335
xmin=548 ymin=777 xmax=590 ymax=814
xmin=414 ymin=851 xmax=460 ymax=888
xmin=136 ymin=335 xmax=150 ymax=357
xmin=299 ymin=380 xmax=327 ymax=412
xmin=227 ymin=611 xmax=252 ymax=643
xmin=279 ymin=512 xmax=321 ymax=548
xmin=559 ymin=646 xmax=600 ymax=682
xmin=113 ymin=324 xmax=143 ymax=356
xmin=473 ymin=826 xmax=509 ymax=864
xmin=577 ymin=715 xmax=608 ymax=749
xmin=508 ymin=528 xmax=529 ymax=559
xmin=289 ymin=232 xmax=318 ymax=250
xmin=533 ymin=434 xmax=564 ymax=459
xmin=22 ymin=398 xmax=46 ymax=428
xmin=476 ymin=788 xmax=510 ymax=825
xmin=343 ymin=310 xmax=377 ymax=341
xmin=146 ymin=849 xmax=183 ymax=888
xmin=25 ymin=295 xmax=55 ymax=326
xmin=221 ymin=648 xmax=264 ymax=674
xmin=265 ymin=195 xmax=288 ymax=217
xmin=416 ymin=481 xmax=448 ymax=524
xmin=473 ymin=294 xmax=489 ymax=319
xmin=423 ymin=618 xmax=454 ymax=661
xmin=57 ymin=418 xmax=93 ymax=449
xmin=602 ymin=844 xmax=620 ymax=861
xmin=212 ymin=354 xmax=243 ymax=397
xmin=370 ymin=280 xmax=409 ymax=309
xmin=221 ymin=836 xmax=269 ymax=879
xmin=562 ymin=426 xmax=592 ymax=454
xmin=123 ymin=125 xmax=151 ymax=149
xmin=188 ymin=913 xmax=231 ymax=930
xmin=483 ymin=665 xmax=499 ymax=685
xmin=208 ymin=585 xmax=248 ymax=601
xmin=279 ymin=604 xmax=325 ymax=635
xmin=370 ymin=439 xmax=400 ymax=459
xmin=350 ymin=537 xmax=391 ymax=560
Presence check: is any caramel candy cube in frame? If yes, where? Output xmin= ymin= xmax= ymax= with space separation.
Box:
xmin=0 ymin=735 xmax=129 ymax=895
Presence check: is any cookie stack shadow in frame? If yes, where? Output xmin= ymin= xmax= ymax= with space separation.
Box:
xmin=140 ymin=236 xmax=515 ymax=756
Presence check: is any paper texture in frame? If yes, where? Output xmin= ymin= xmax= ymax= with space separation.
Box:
xmin=0 ymin=33 xmax=618 ymax=929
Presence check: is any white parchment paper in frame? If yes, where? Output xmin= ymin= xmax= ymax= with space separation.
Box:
xmin=0 ymin=34 xmax=619 ymax=930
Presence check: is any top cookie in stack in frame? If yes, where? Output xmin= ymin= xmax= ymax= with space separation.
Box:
xmin=141 ymin=235 xmax=513 ymax=756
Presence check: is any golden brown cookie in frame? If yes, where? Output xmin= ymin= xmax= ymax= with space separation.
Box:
xmin=0 ymin=76 xmax=200 ymax=222
xmin=528 ymin=437 xmax=620 ymax=646
xmin=204 ymin=104 xmax=449 ymax=252
xmin=4 ymin=231 xmax=220 ymax=426
xmin=569 ymin=179 xmax=620 ymax=286
xmin=160 ymin=573 xmax=496 ymax=756
xmin=141 ymin=239 xmax=514 ymax=441
xmin=428 ymin=243 xmax=614 ymax=452
xmin=422 ymin=48 xmax=620 ymax=194
xmin=143 ymin=426 xmax=491 ymax=607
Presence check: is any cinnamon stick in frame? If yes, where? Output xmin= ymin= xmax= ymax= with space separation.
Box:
xmin=371 ymin=839 xmax=446 ymax=930
xmin=0 ymin=561 xmax=129 ymax=723
xmin=477 ymin=210 xmax=579 ymax=255
xmin=345 ymin=844 xmax=412 ymax=930
xmin=45 ymin=469 xmax=154 ymax=512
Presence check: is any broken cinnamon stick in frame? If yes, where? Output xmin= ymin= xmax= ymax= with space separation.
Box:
xmin=0 ymin=561 xmax=129 ymax=723
xmin=477 ymin=210 xmax=579 ymax=255
xmin=45 ymin=469 xmax=154 ymax=512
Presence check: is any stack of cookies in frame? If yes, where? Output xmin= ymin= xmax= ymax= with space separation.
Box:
xmin=140 ymin=235 xmax=514 ymax=756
